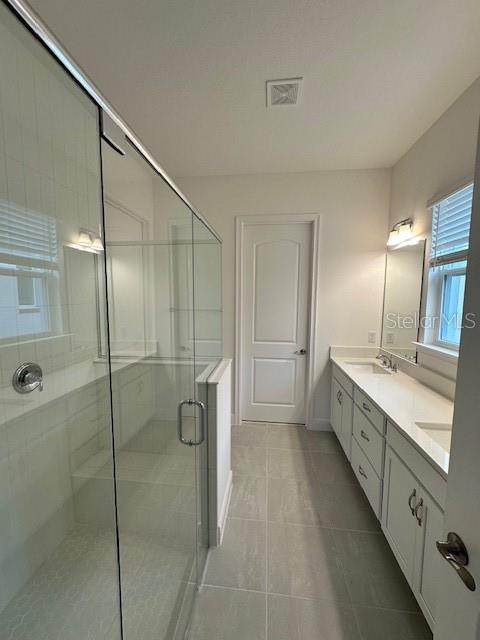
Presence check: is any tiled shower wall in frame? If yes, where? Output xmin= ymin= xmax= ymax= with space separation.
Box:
xmin=0 ymin=0 xmax=103 ymax=374
xmin=0 ymin=2 xmax=110 ymax=613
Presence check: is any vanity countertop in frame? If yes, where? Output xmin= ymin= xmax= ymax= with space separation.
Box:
xmin=331 ymin=356 xmax=453 ymax=478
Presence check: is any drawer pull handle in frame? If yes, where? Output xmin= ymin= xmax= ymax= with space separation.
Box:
xmin=362 ymin=402 xmax=371 ymax=413
xmin=360 ymin=429 xmax=370 ymax=442
xmin=414 ymin=498 xmax=424 ymax=526
xmin=358 ymin=465 xmax=368 ymax=479
xmin=408 ymin=489 xmax=417 ymax=515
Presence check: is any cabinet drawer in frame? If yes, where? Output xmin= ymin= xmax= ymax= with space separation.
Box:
xmin=353 ymin=405 xmax=385 ymax=476
xmin=332 ymin=363 xmax=353 ymax=397
xmin=351 ymin=438 xmax=382 ymax=518
xmin=354 ymin=387 xmax=386 ymax=434
xmin=387 ymin=421 xmax=447 ymax=509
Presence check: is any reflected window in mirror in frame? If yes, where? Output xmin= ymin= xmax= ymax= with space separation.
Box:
xmin=424 ymin=183 xmax=473 ymax=351
xmin=0 ymin=205 xmax=59 ymax=342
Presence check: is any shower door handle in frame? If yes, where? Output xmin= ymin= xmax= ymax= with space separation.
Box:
xmin=177 ymin=399 xmax=206 ymax=446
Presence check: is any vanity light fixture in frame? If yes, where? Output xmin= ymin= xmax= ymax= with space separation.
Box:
xmin=387 ymin=218 xmax=414 ymax=247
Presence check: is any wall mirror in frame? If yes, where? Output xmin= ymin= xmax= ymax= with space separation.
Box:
xmin=381 ymin=239 xmax=426 ymax=362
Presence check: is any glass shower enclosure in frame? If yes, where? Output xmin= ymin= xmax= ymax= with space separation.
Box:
xmin=0 ymin=2 xmax=222 ymax=639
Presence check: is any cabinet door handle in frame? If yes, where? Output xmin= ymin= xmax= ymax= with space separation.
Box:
xmin=360 ymin=429 xmax=370 ymax=442
xmin=407 ymin=489 xmax=417 ymax=515
xmin=414 ymin=498 xmax=424 ymax=526
xmin=358 ymin=465 xmax=368 ymax=479
xmin=337 ymin=390 xmax=343 ymax=405
xmin=362 ymin=402 xmax=371 ymax=413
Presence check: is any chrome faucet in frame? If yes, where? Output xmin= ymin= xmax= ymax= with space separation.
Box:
xmin=376 ymin=353 xmax=391 ymax=367
xmin=376 ymin=353 xmax=398 ymax=372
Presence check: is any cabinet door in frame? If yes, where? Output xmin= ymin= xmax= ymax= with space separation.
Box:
xmin=340 ymin=389 xmax=353 ymax=460
xmin=330 ymin=378 xmax=343 ymax=440
xmin=413 ymin=490 xmax=444 ymax=628
xmin=382 ymin=447 xmax=418 ymax=580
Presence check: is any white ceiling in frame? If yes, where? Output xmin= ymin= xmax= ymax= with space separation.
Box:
xmin=28 ymin=0 xmax=480 ymax=177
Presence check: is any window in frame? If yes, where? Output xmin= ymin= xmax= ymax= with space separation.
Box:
xmin=0 ymin=203 xmax=58 ymax=341
xmin=426 ymin=183 xmax=473 ymax=349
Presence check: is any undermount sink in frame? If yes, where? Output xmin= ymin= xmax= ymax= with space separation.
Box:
xmin=415 ymin=421 xmax=452 ymax=452
xmin=345 ymin=361 xmax=391 ymax=375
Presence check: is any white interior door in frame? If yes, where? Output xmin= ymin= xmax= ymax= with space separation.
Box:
xmin=241 ymin=221 xmax=311 ymax=423
xmin=434 ymin=134 xmax=480 ymax=638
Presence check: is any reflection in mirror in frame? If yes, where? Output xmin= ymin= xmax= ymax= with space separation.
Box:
xmin=64 ymin=246 xmax=100 ymax=354
xmin=381 ymin=240 xmax=426 ymax=362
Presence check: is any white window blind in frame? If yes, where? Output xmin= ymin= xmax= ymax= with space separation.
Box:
xmin=0 ymin=204 xmax=58 ymax=268
xmin=430 ymin=183 xmax=474 ymax=267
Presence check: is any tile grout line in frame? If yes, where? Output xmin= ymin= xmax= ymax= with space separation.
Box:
xmin=226 ymin=513 xmax=382 ymax=535
xmin=352 ymin=604 xmax=367 ymax=640
xmin=181 ymin=581 xmax=427 ymax=615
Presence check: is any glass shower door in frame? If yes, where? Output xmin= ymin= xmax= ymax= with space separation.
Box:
xmin=0 ymin=3 xmax=121 ymax=639
xmin=192 ymin=218 xmax=222 ymax=581
xmin=101 ymin=134 xmax=204 ymax=639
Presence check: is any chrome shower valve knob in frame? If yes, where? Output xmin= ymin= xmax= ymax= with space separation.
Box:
xmin=12 ymin=363 xmax=44 ymax=394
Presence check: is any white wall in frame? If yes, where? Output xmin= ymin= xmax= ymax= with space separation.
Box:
xmin=390 ymin=78 xmax=480 ymax=235
xmin=389 ymin=77 xmax=480 ymax=380
xmin=177 ymin=170 xmax=390 ymax=427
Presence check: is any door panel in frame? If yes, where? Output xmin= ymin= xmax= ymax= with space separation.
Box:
xmin=253 ymin=240 xmax=300 ymax=342
xmin=331 ymin=378 xmax=343 ymax=440
xmin=252 ymin=358 xmax=296 ymax=404
xmin=241 ymin=222 xmax=311 ymax=423
xmin=340 ymin=387 xmax=353 ymax=460
xmin=382 ymin=447 xmax=418 ymax=580
xmin=414 ymin=491 xmax=444 ymax=625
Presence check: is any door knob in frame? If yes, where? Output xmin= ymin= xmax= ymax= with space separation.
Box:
xmin=436 ymin=532 xmax=476 ymax=591
xmin=295 ymin=348 xmax=307 ymax=355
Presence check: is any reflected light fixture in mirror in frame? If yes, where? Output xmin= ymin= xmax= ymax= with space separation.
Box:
xmin=387 ymin=218 xmax=414 ymax=247
xmin=91 ymin=236 xmax=104 ymax=251
xmin=71 ymin=229 xmax=104 ymax=253
xmin=77 ymin=229 xmax=92 ymax=247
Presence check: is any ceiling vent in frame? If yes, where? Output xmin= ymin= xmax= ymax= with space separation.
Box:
xmin=266 ymin=78 xmax=303 ymax=107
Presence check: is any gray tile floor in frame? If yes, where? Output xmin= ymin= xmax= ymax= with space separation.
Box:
xmin=187 ymin=422 xmax=433 ymax=640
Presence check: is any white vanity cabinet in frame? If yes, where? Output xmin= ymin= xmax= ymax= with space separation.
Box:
xmin=382 ymin=424 xmax=445 ymax=629
xmin=329 ymin=362 xmax=447 ymax=632
xmin=330 ymin=365 xmax=353 ymax=460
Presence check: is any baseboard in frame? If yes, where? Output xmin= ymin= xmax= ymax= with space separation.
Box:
xmin=216 ymin=470 xmax=233 ymax=546
xmin=307 ymin=418 xmax=332 ymax=432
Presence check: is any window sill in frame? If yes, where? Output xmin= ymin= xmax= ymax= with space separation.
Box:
xmin=412 ymin=341 xmax=458 ymax=364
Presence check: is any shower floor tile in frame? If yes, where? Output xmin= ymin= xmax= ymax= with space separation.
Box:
xmin=0 ymin=524 xmax=195 ymax=640
xmin=0 ymin=418 xmax=199 ymax=640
